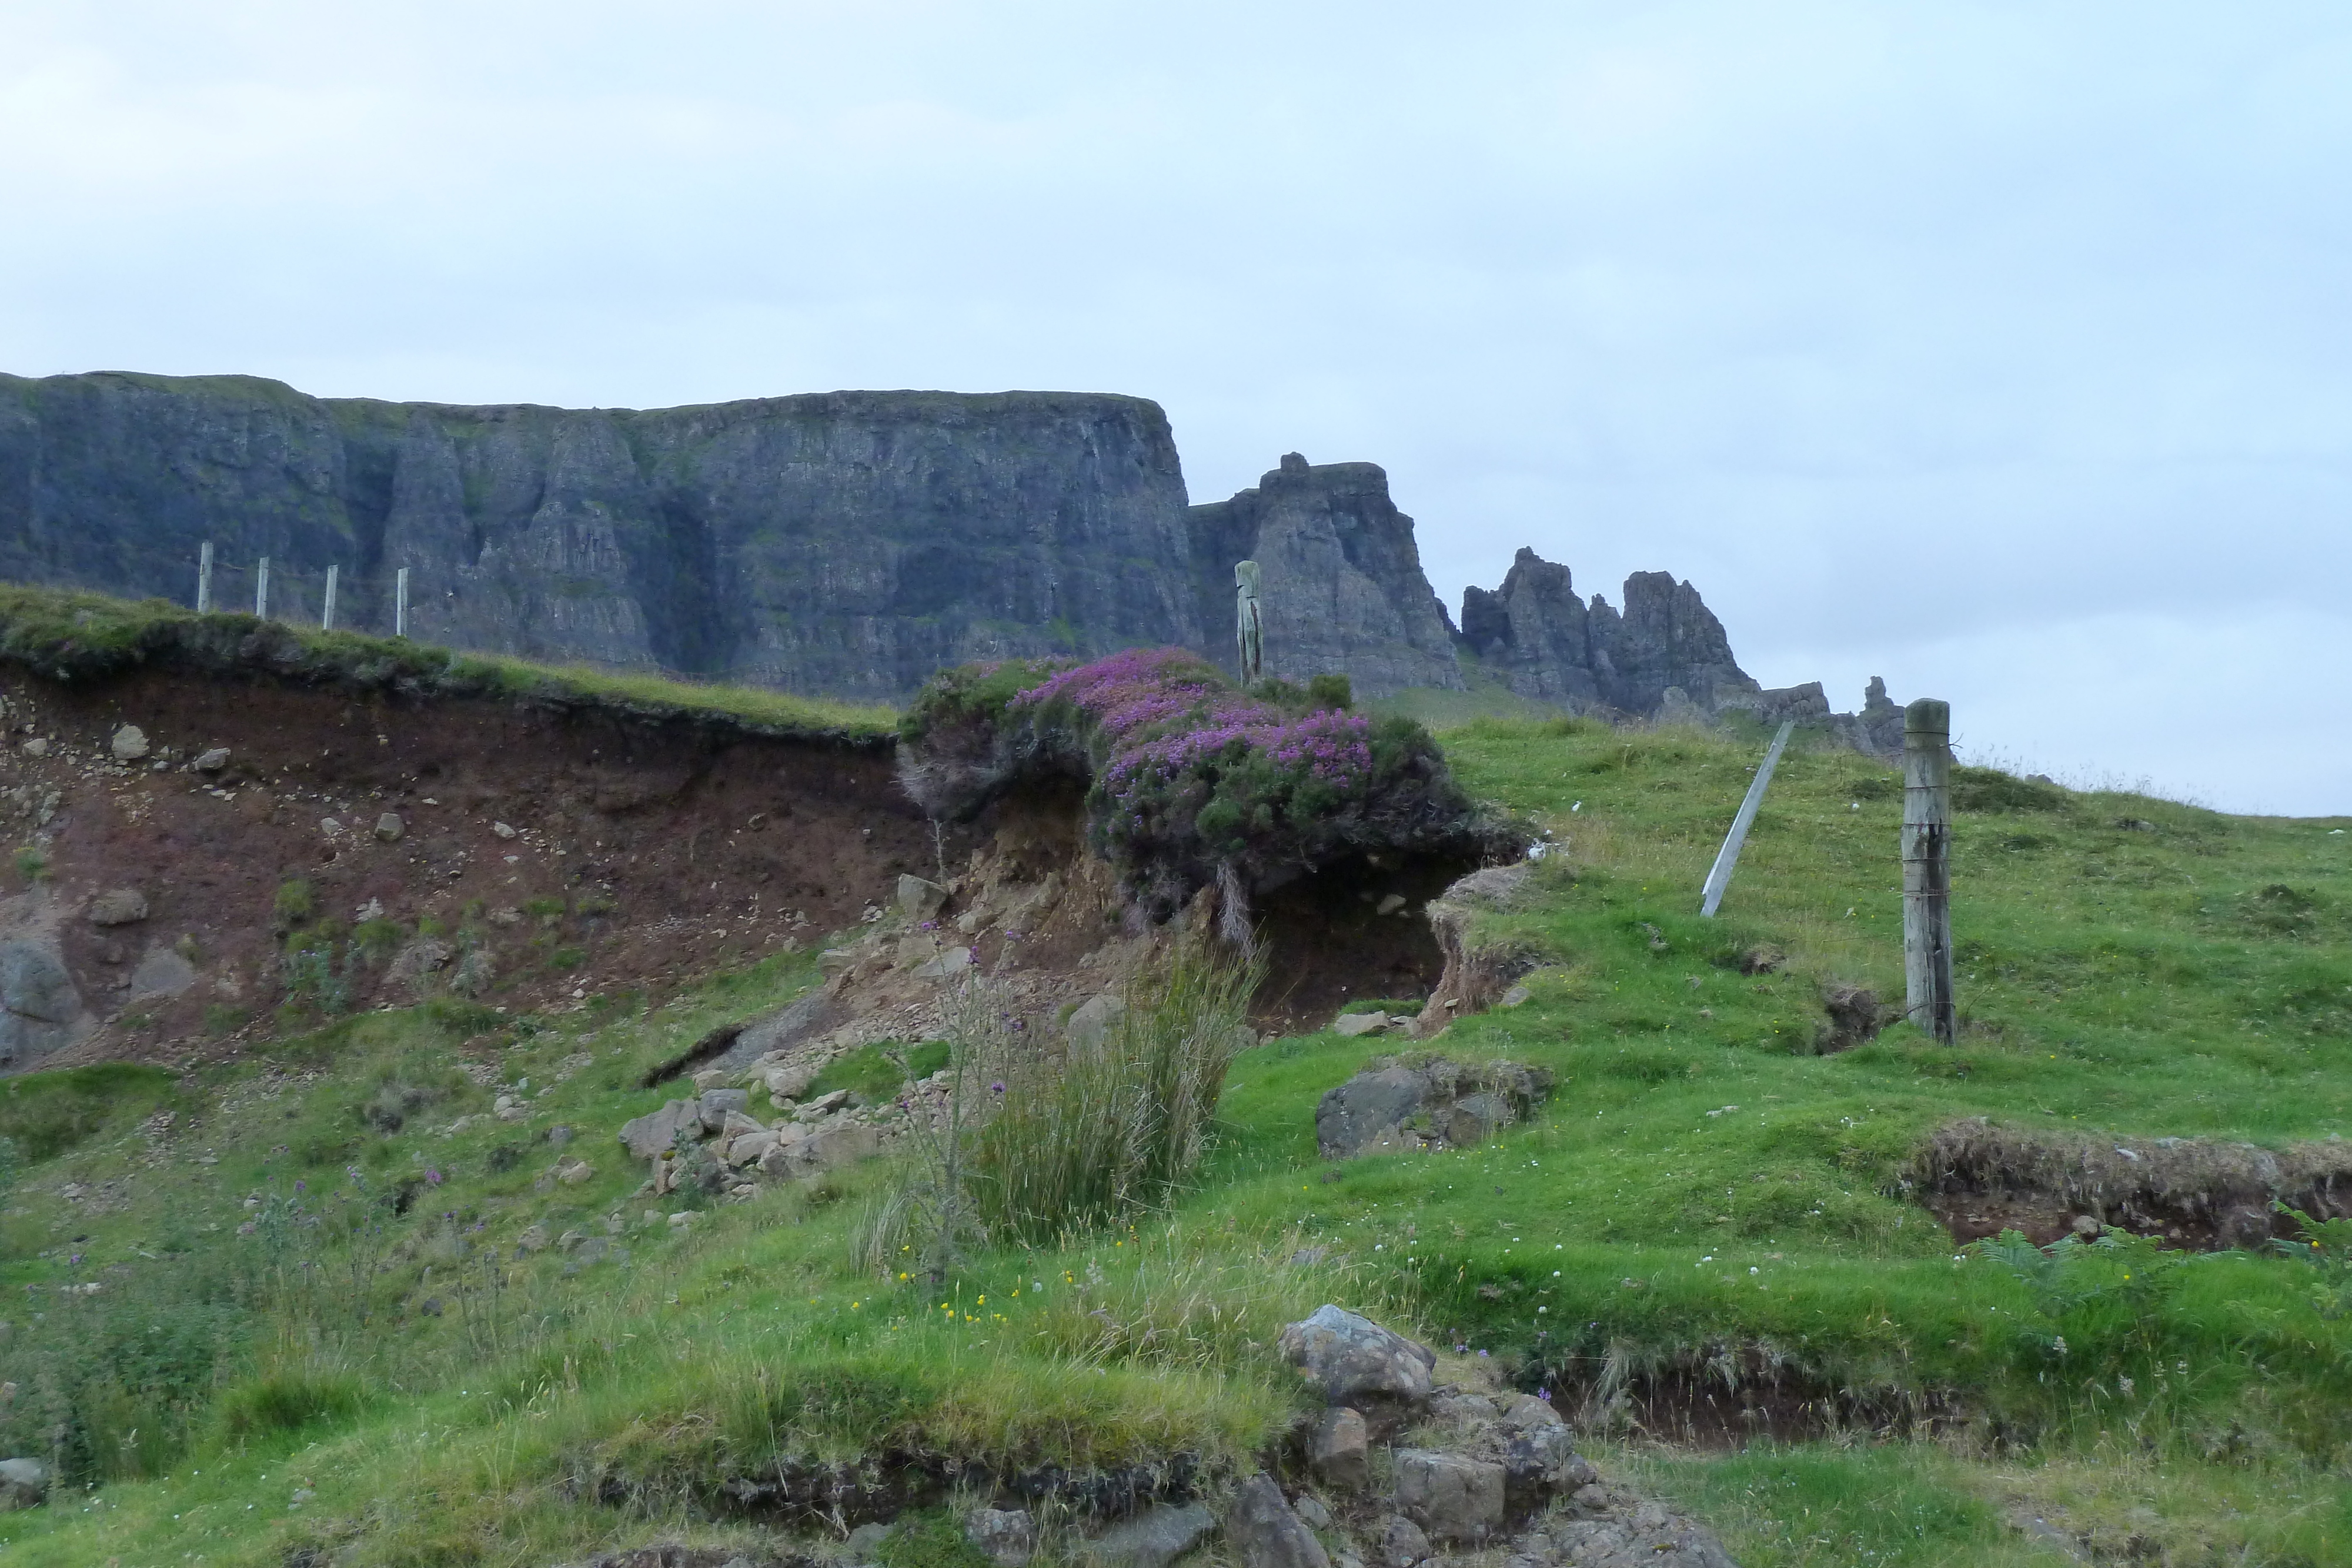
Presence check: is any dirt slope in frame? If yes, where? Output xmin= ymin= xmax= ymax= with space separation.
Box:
xmin=0 ymin=662 xmax=952 ymax=1069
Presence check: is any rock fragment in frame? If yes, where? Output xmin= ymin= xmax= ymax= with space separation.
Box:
xmin=1225 ymin=1475 xmax=1329 ymax=1568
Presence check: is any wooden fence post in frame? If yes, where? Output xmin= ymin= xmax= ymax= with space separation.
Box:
xmin=395 ymin=567 xmax=409 ymax=638
xmin=1700 ymin=720 xmax=1795 ymax=917
xmin=196 ymin=541 xmax=213 ymax=613
xmin=1902 ymin=697 xmax=1955 ymax=1043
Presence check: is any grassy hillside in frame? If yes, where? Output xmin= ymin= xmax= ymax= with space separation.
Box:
xmin=0 ymin=581 xmax=898 ymax=742
xmin=1 ymin=718 xmax=2347 ymax=1565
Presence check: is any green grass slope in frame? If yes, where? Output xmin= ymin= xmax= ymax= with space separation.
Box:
xmin=0 ymin=581 xmax=897 ymax=743
xmin=0 ymin=719 xmax=2347 ymax=1566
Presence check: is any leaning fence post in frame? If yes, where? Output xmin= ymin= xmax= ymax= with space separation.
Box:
xmin=1902 ymin=698 xmax=1956 ymax=1043
xmin=196 ymin=541 xmax=213 ymax=613
xmin=1700 ymin=719 xmax=1795 ymax=917
xmin=255 ymin=556 xmax=270 ymax=620
xmin=395 ymin=567 xmax=409 ymax=638
xmin=322 ymin=564 xmax=339 ymax=631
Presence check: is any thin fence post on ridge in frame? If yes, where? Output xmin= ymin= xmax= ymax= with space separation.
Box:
xmin=1902 ymin=697 xmax=1956 ymax=1043
xmin=395 ymin=568 xmax=409 ymax=638
xmin=322 ymin=564 xmax=339 ymax=631
xmin=255 ymin=556 xmax=270 ymax=620
xmin=1699 ymin=719 xmax=1795 ymax=917
xmin=196 ymin=541 xmax=213 ymax=613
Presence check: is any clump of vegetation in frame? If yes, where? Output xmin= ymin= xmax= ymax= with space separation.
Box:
xmin=811 ymin=1039 xmax=952 ymax=1103
xmin=973 ymin=947 xmax=1259 ymax=1243
xmin=900 ymin=648 xmax=1504 ymax=915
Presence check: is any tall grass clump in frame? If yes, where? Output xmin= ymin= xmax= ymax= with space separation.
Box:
xmin=974 ymin=947 xmax=1261 ymax=1243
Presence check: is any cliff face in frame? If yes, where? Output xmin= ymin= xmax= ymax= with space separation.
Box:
xmin=1 ymin=371 xmax=1802 ymax=720
xmin=1456 ymin=547 xmax=1760 ymax=716
xmin=0 ymin=374 xmax=1201 ymax=702
xmin=1185 ymin=453 xmax=1464 ymax=697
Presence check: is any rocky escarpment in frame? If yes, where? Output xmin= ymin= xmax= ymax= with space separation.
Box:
xmin=0 ymin=373 xmax=1203 ymax=703
xmin=3 ymin=370 xmax=1863 ymax=727
xmin=1457 ymin=548 xmax=1758 ymax=716
xmin=1187 ymin=454 xmax=1464 ymax=697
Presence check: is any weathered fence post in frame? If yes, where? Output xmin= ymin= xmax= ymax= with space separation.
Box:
xmin=395 ymin=567 xmax=410 ymax=638
xmin=196 ymin=541 xmax=213 ymax=613
xmin=1902 ymin=697 xmax=1956 ymax=1043
xmin=254 ymin=556 xmax=270 ymax=620
xmin=1700 ymin=719 xmax=1795 ymax=917
xmin=322 ymin=564 xmax=338 ymax=631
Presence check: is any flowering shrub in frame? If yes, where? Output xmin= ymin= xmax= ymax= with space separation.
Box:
xmin=900 ymin=648 xmax=1500 ymax=916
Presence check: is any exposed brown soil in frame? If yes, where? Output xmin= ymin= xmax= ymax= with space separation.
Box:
xmin=1912 ymin=1117 xmax=2352 ymax=1251
xmin=0 ymin=663 xmax=960 ymax=1069
xmin=0 ymin=660 xmax=1466 ymax=1076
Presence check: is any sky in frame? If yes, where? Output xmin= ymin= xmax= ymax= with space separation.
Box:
xmin=2 ymin=2 xmax=2346 ymax=815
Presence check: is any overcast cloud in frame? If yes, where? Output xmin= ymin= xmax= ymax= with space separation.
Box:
xmin=2 ymin=2 xmax=2345 ymax=813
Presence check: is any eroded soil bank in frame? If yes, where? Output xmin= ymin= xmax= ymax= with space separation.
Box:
xmin=0 ymin=663 xmax=947 ymax=1069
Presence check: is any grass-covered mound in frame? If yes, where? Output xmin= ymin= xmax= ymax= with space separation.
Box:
xmin=0 ymin=581 xmax=896 ymax=744
xmin=900 ymin=648 xmax=1505 ymax=915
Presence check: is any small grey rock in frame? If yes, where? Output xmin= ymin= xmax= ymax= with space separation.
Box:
xmin=845 ymin=1521 xmax=896 ymax=1563
xmin=619 ymin=1099 xmax=702 ymax=1160
xmin=109 ymin=724 xmax=149 ymax=762
xmin=1375 ymin=1515 xmax=1429 ymax=1568
xmin=697 ymin=1088 xmax=750 ymax=1132
xmin=1291 ymin=1493 xmax=1331 ymax=1530
xmin=85 ymin=888 xmax=148 ymax=927
xmin=1066 ymin=992 xmax=1127 ymax=1050
xmin=1085 ymin=1501 xmax=1217 ymax=1568
xmin=1309 ymin=1406 xmax=1369 ymax=1489
xmin=375 ymin=813 xmax=405 ymax=842
xmin=968 ymin=1506 xmax=1036 ymax=1568
xmin=1392 ymin=1449 xmax=1504 ymax=1543
xmin=897 ymin=874 xmax=948 ymax=922
xmin=1225 ymin=1474 xmax=1329 ymax=1568
xmin=1332 ymin=1011 xmax=1392 ymax=1038
xmin=193 ymin=747 xmax=229 ymax=772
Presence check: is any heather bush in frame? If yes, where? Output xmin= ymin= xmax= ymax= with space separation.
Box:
xmin=900 ymin=647 xmax=1499 ymax=915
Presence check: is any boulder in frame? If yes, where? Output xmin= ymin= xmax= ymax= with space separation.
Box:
xmin=691 ymin=1068 xmax=733 ymax=1092
xmin=779 ymin=1122 xmax=880 ymax=1176
xmin=846 ymin=1522 xmax=896 ymax=1564
xmin=375 ymin=813 xmax=405 ymax=842
xmin=619 ymin=1099 xmax=703 ymax=1161
xmin=0 ymin=939 xmax=85 ymax=1069
xmin=1499 ymin=1392 xmax=1564 ymax=1432
xmin=761 ymin=1064 xmax=817 ymax=1101
xmin=697 ymin=1088 xmax=750 ymax=1132
xmin=1374 ymin=1515 xmax=1429 ymax=1568
xmin=796 ymin=1089 xmax=850 ymax=1119
xmin=719 ymin=1108 xmax=767 ymax=1139
xmin=110 ymin=724 xmax=150 ymax=761
xmin=914 ymin=945 xmax=973 ymax=980
xmin=1314 ymin=1066 xmax=1431 ymax=1156
xmin=1084 ymin=1501 xmax=1217 ymax=1568
xmin=1332 ymin=1011 xmax=1393 ymax=1038
xmin=726 ymin=1131 xmax=780 ymax=1168
xmin=193 ymin=747 xmax=230 ymax=772
xmin=1392 ymin=1450 xmax=1504 ymax=1543
xmin=0 ymin=1457 xmax=45 ymax=1509
xmin=1550 ymin=1507 xmax=1738 ymax=1568
xmin=1277 ymin=1305 xmax=1434 ymax=1416
xmin=898 ymin=874 xmax=949 ymax=922
xmin=85 ymin=888 xmax=149 ymax=927
xmin=1066 ymin=992 xmax=1127 ymax=1050
xmin=556 ymin=1159 xmax=595 ymax=1185
xmin=1224 ymin=1475 xmax=1329 ymax=1568
xmin=1502 ymin=1425 xmax=1595 ymax=1512
xmin=967 ymin=1507 xmax=1036 ymax=1568
xmin=1309 ymin=1406 xmax=1369 ymax=1489
xmin=1315 ymin=1059 xmax=1553 ymax=1159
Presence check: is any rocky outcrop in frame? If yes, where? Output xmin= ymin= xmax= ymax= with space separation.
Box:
xmin=1186 ymin=454 xmax=1464 ymax=698
xmin=1457 ymin=548 xmax=1760 ymax=717
xmin=0 ymin=373 xmax=1202 ymax=703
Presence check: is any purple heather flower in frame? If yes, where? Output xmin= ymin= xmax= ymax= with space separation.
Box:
xmin=991 ymin=1081 xmax=1006 ymax=1095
